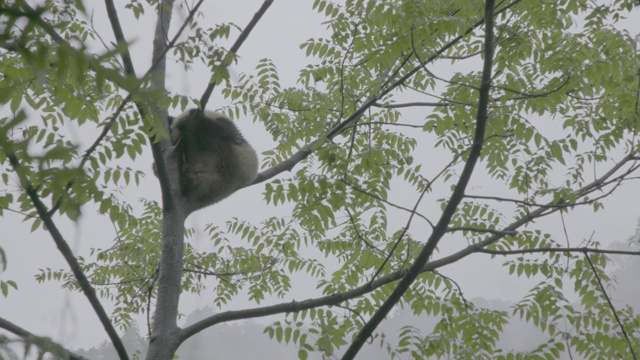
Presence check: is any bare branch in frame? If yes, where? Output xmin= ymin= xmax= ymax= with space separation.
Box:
xmin=373 ymin=101 xmax=449 ymax=108
xmin=13 ymin=3 xmax=135 ymax=91
xmin=447 ymin=227 xmax=518 ymax=236
xmin=494 ymin=75 xmax=571 ymax=101
xmin=434 ymin=271 xmax=469 ymax=308
xmin=370 ymin=184 xmax=429 ymax=283
xmin=477 ymin=247 xmax=640 ymax=256
xmin=344 ymin=207 xmax=388 ymax=255
xmin=104 ymin=0 xmax=135 ymax=75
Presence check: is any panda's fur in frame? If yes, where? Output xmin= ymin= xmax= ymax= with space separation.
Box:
xmin=169 ymin=109 xmax=258 ymax=211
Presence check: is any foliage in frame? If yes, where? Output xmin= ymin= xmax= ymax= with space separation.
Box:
xmin=1 ymin=0 xmax=639 ymax=359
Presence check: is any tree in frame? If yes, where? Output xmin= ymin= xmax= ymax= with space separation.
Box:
xmin=1 ymin=0 xmax=639 ymax=359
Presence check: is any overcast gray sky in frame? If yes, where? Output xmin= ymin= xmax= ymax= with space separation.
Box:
xmin=1 ymin=0 xmax=639 ymax=354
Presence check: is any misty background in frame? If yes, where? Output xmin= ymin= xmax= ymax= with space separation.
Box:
xmin=1 ymin=1 xmax=639 ymax=359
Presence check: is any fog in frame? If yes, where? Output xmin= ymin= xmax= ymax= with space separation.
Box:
xmin=1 ymin=1 xmax=639 ymax=358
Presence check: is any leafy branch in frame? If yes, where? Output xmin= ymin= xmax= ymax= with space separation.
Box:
xmin=584 ymin=252 xmax=638 ymax=359
xmin=3 ymin=114 xmax=129 ymax=360
xmin=342 ymin=0 xmax=497 ymax=356
xmin=179 ymin=152 xmax=637 ymax=348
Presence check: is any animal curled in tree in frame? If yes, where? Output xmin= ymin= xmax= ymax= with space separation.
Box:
xmin=167 ymin=108 xmax=258 ymax=212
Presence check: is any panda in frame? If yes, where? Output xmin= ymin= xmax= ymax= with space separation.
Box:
xmin=167 ymin=108 xmax=258 ymax=212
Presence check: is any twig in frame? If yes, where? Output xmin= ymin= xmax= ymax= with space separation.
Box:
xmin=200 ymin=0 xmax=274 ymax=109
xmin=341 ymin=178 xmax=434 ymax=227
xmin=369 ymin=183 xmax=429 ymax=283
xmin=447 ymin=227 xmax=518 ymax=236
xmin=373 ymin=101 xmax=449 ymax=108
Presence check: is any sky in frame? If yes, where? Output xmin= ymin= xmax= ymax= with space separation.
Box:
xmin=1 ymin=0 xmax=640 ymax=355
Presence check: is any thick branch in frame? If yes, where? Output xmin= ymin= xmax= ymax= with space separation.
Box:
xmin=144 ymin=1 xmax=185 ymax=360
xmin=104 ymin=0 xmax=136 ymax=75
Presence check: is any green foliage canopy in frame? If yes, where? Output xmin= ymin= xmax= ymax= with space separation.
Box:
xmin=1 ymin=0 xmax=639 ymax=359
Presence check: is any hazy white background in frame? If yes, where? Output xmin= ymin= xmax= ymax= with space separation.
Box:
xmin=1 ymin=0 xmax=639 ymax=354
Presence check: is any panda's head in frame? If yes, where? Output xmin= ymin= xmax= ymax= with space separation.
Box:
xmin=169 ymin=109 xmax=247 ymax=146
xmin=168 ymin=108 xmax=200 ymax=145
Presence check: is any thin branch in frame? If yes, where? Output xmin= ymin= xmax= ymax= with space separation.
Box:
xmin=344 ymin=207 xmax=388 ymax=255
xmin=434 ymin=271 xmax=469 ymax=308
xmin=333 ymin=305 xmax=370 ymax=338
xmin=90 ymin=277 xmax=151 ymax=287
xmin=200 ymin=0 xmax=274 ymax=109
xmin=373 ymin=101 xmax=450 ymax=108
xmin=447 ymin=227 xmax=518 ymax=236
xmin=336 ymin=24 xmax=360 ymax=123
xmin=13 ymin=3 xmax=133 ymax=91
xmin=0 ymin=206 xmax=37 ymax=218
xmin=402 ymin=83 xmax=474 ymax=106
xmin=370 ymin=184 xmax=429 ymax=283
xmin=342 ymin=178 xmax=434 ymax=228
xmin=494 ymin=75 xmax=571 ymax=101
xmin=20 ymin=0 xmax=202 ymax=162
xmin=355 ymin=121 xmax=425 ymax=129
xmin=465 ymin=173 xmax=625 ymax=209
xmin=0 ymin=317 xmax=89 ymax=360
xmin=16 ymin=2 xmax=65 ymax=43
xmin=183 ymin=267 xmax=237 ymax=278
xmin=584 ymin=252 xmax=637 ymax=360
xmin=444 ymin=152 xmax=638 ymax=269
xmin=88 ymin=0 xmax=206 ymax=153
xmin=477 ymin=247 xmax=640 ymax=256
